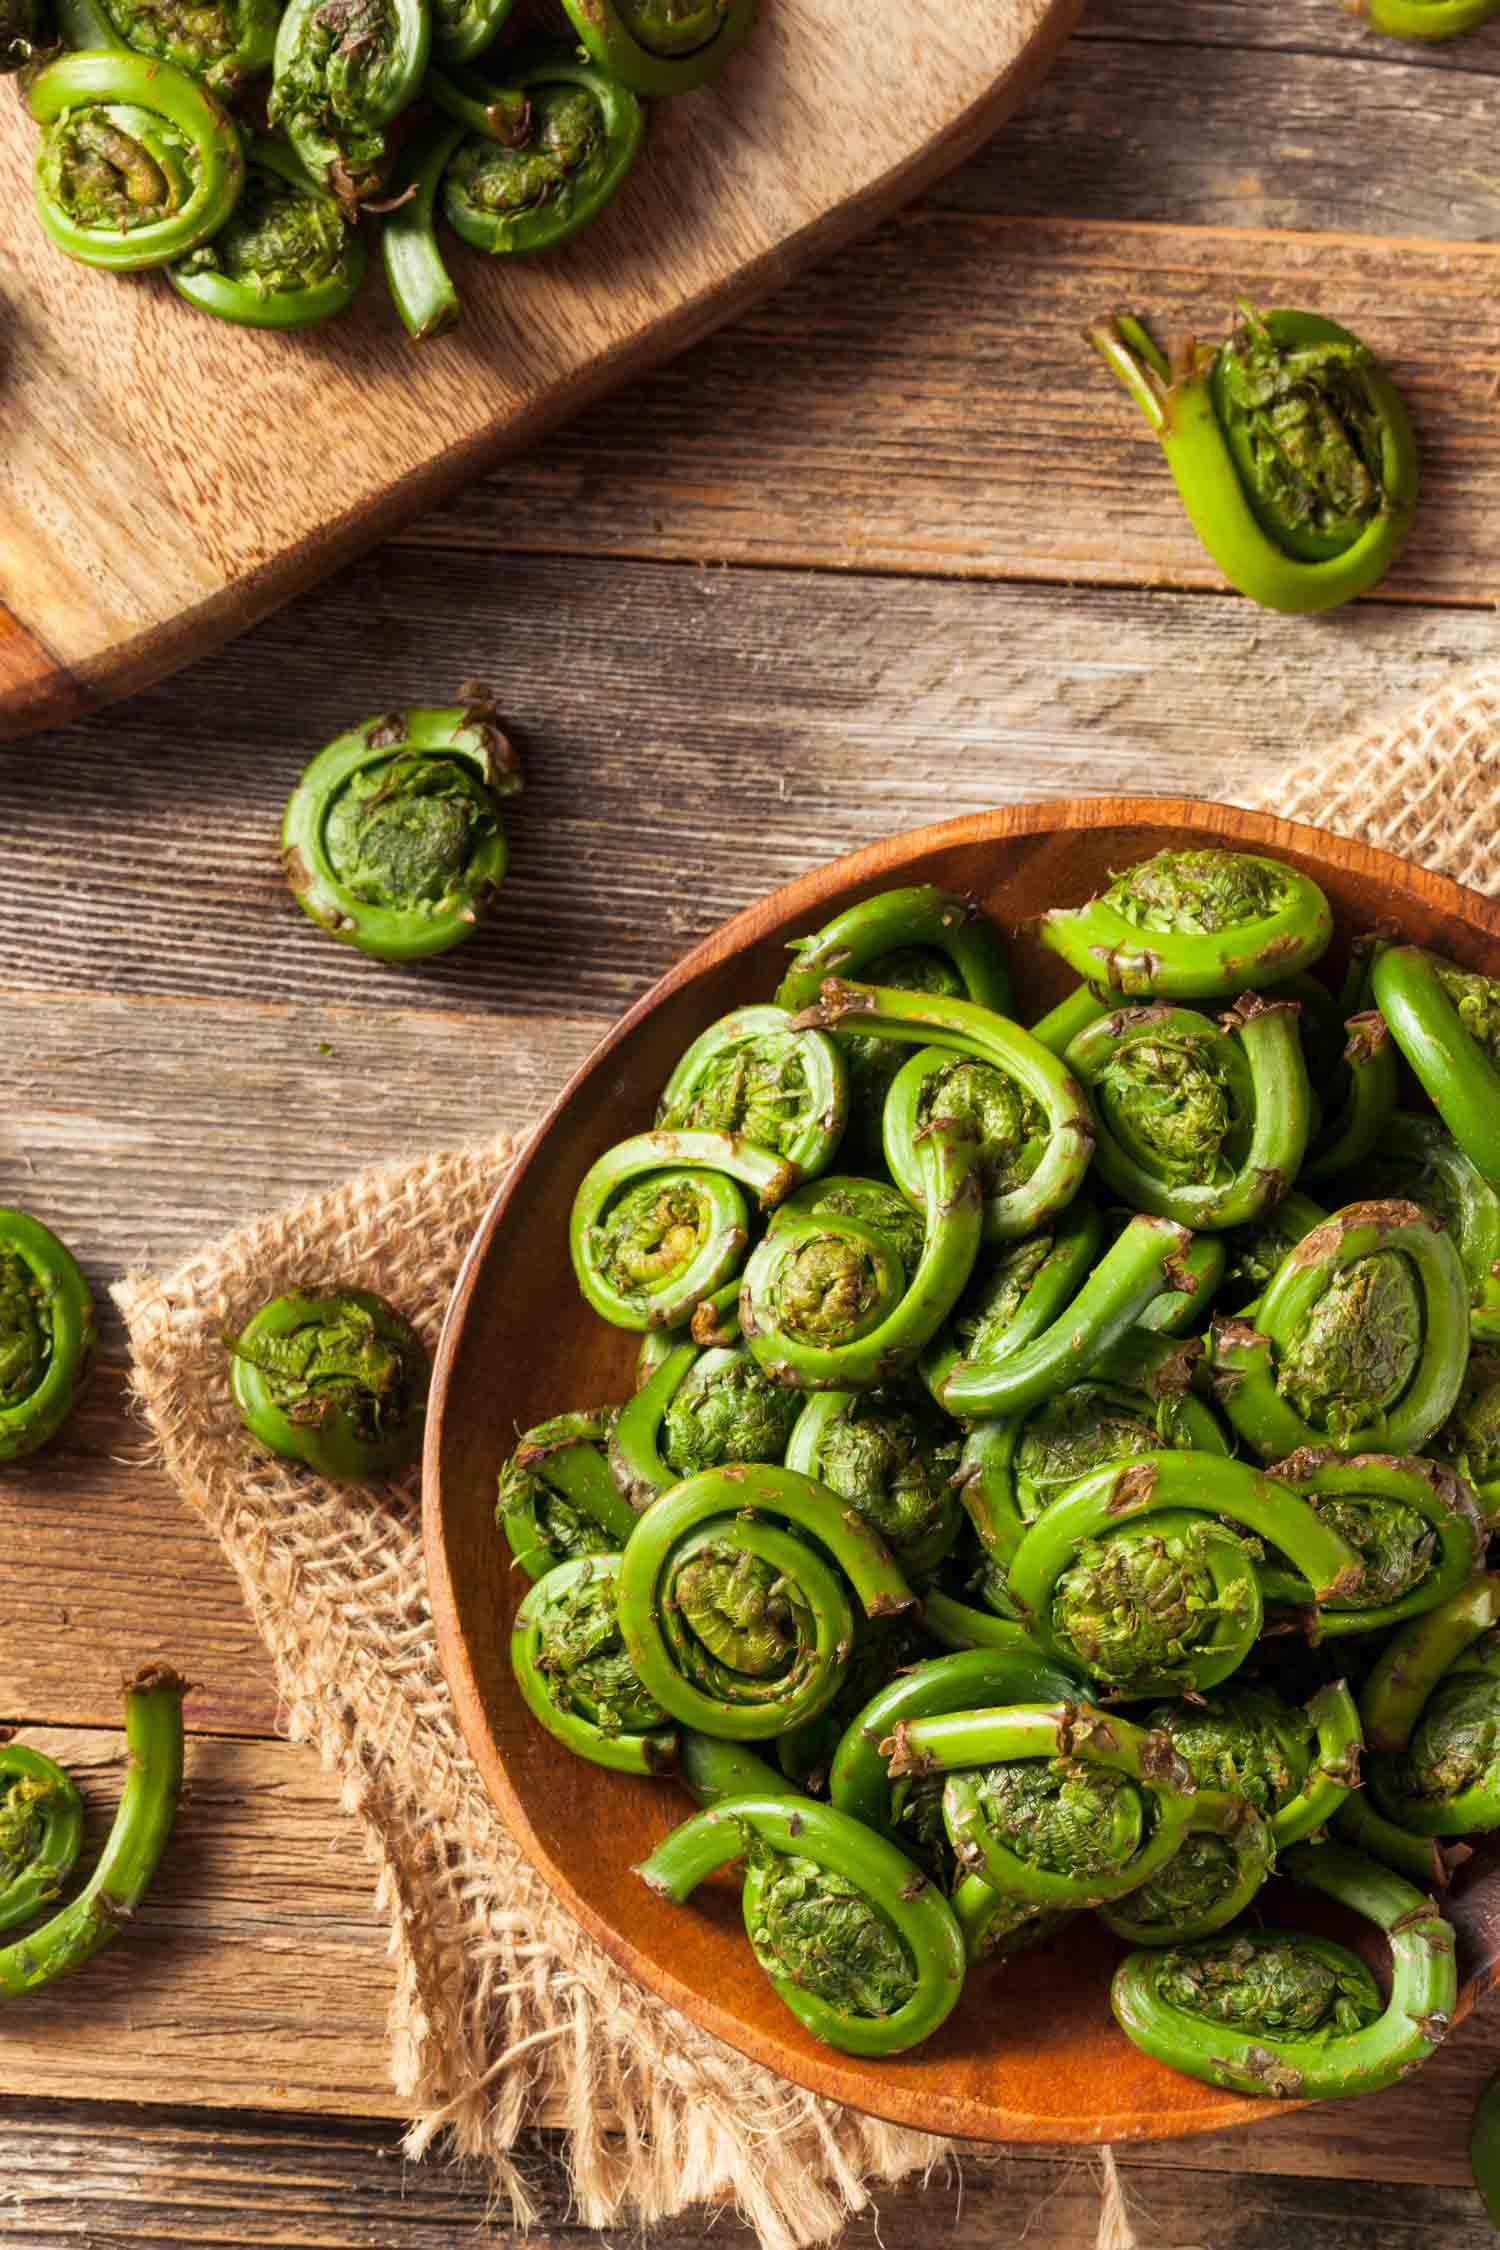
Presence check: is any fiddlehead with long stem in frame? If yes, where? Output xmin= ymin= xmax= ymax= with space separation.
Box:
xmin=1064 ymin=996 xmax=1313 ymax=1229
xmin=785 ymin=1385 xmax=964 ymax=1575
xmin=268 ymin=0 xmax=430 ymax=206
xmin=282 ymin=695 xmax=522 ymax=961
xmin=777 ymin=888 xmax=1012 ymax=1157
xmin=1209 ymin=1200 xmax=1469 ymax=1458
xmin=571 ymin=1129 xmax=796 ymax=1334
xmin=0 ymin=1211 xmax=94 ymax=1463
xmin=228 ymin=1288 xmax=429 ymax=1479
xmin=29 ymin=51 xmax=244 ymax=270
xmin=0 ymin=1668 xmax=186 ymax=1999
xmin=497 ymin=1410 xmax=637 ymax=1579
xmin=1112 ymin=1843 xmax=1454 ymax=2099
xmin=437 ymin=48 xmax=645 ymax=257
xmin=172 ymin=139 xmax=366 ymax=329
xmin=1007 ymin=1451 xmax=1365 ymax=1699
xmin=511 ymin=1553 xmax=677 ymax=1774
xmin=1088 ymin=306 xmax=1419 ymax=613
xmin=1039 ymin=847 xmax=1334 ymax=1001
xmin=615 ymin=1465 xmax=916 ymax=1742
xmin=380 ymin=117 xmax=463 ymax=340
xmin=553 ymin=0 xmax=753 ymax=97
xmin=1372 ymin=946 xmax=1500 ymax=1193
xmin=637 ymin=1794 xmax=966 ymax=2056
xmin=739 ymin=1116 xmax=983 ymax=1391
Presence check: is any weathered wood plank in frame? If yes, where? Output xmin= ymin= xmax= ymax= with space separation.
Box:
xmin=1081 ymin=0 xmax=1500 ymax=70
xmin=403 ymin=222 xmax=1500 ymax=602
xmin=12 ymin=558 xmax=1499 ymax=1031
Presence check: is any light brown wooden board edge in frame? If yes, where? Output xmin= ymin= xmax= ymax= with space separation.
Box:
xmin=424 ymin=791 xmax=1500 ymax=2153
xmin=0 ymin=5 xmax=1078 ymax=746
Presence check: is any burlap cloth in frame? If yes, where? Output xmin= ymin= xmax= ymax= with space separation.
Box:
xmin=114 ymin=669 xmax=1500 ymax=2250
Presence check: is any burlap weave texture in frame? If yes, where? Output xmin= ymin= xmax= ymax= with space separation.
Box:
xmin=113 ymin=670 xmax=1500 ymax=2250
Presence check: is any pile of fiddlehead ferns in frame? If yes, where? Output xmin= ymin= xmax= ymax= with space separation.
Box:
xmin=496 ymin=843 xmax=1500 ymax=2088
xmin=10 ymin=0 xmax=756 ymax=338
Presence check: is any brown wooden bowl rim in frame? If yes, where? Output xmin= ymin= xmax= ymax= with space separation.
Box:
xmin=423 ymin=793 xmax=1500 ymax=2145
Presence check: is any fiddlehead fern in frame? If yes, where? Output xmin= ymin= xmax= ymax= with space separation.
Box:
xmin=30 ymin=51 xmax=243 ymax=270
xmin=1007 ymin=1451 xmax=1365 ymax=1699
xmin=571 ymin=1129 xmax=795 ymax=1334
xmin=608 ymin=1339 xmax=800 ymax=1508
xmin=1112 ymin=1842 xmax=1454 ymax=2099
xmin=656 ymin=1004 xmax=847 ymax=1174
xmin=1361 ymin=1577 xmax=1500 ymax=1834
xmin=1221 ymin=1191 xmax=1328 ymax=1308
xmin=637 ymin=1794 xmax=966 ymax=2056
xmin=739 ymin=1116 xmax=983 ymax=1391
xmin=0 ymin=1211 xmax=94 ymax=1463
xmin=1064 ymin=996 xmax=1312 ymax=1229
xmin=777 ymin=888 xmax=1011 ymax=1157
xmin=0 ymin=1668 xmax=186 ymax=1999
xmin=919 ymin=1203 xmax=1104 ymax=1402
xmin=886 ymin=1701 xmax=1273 ymax=1938
xmin=1088 ymin=305 xmax=1419 ymax=613
xmin=430 ymin=0 xmax=506 ymax=61
xmin=1209 ymin=1200 xmax=1469 ymax=1458
xmin=1302 ymin=1011 xmax=1399 ymax=1184
xmin=785 ymin=1386 xmax=963 ymax=1575
xmin=1039 ymin=847 xmax=1334 ymax=1002
xmin=282 ymin=694 xmax=522 ymax=961
xmin=1142 ymin=1678 xmax=1363 ymax=1850
xmin=794 ymin=980 xmax=1094 ymax=1241
xmin=268 ymin=0 xmax=430 ymax=206
xmin=228 ymin=1288 xmax=428 ymax=1478
xmin=1371 ymin=946 xmax=1500 ymax=1194
xmin=1361 ymin=0 xmax=1500 ymax=39
xmin=1262 ymin=1451 xmax=1485 ymax=1634
xmin=173 ymin=139 xmax=366 ymax=329
xmin=938 ymin=1213 xmax=1197 ymax=1422
xmin=511 ymin=1553 xmax=677 ymax=1774
xmin=555 ymin=0 xmax=757 ymax=97
xmin=59 ymin=0 xmax=276 ymax=89
xmin=1432 ymin=1349 xmax=1500 ymax=1521
xmin=379 ymin=117 xmax=462 ymax=340
xmin=773 ymin=1612 xmax=935 ymax=1791
xmin=437 ymin=49 xmax=645 ymax=257
xmin=1356 ymin=1113 xmax=1500 ymax=1341
xmin=497 ymin=1409 xmax=636 ymax=1579
xmin=0 ymin=1746 xmax=84 ymax=1932
xmin=615 ymin=1465 xmax=915 ymax=1741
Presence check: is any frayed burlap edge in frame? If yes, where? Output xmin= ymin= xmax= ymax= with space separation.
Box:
xmin=113 ymin=1139 xmax=945 ymax=2250
xmin=113 ymin=665 xmax=1500 ymax=2250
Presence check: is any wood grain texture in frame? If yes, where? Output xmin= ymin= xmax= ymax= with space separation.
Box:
xmin=427 ymin=795 xmax=1500 ymax=2149
xmin=0 ymin=0 xmax=1076 ymax=739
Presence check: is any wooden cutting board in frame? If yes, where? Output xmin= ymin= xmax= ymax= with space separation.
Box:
xmin=0 ymin=0 xmax=1076 ymax=741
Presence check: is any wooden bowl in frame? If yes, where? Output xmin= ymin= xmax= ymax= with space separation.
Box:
xmin=424 ymin=795 xmax=1500 ymax=2145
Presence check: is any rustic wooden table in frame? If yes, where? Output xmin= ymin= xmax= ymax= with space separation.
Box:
xmin=7 ymin=2 xmax=1500 ymax=2241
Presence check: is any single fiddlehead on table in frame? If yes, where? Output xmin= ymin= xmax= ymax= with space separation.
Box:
xmin=1111 ymin=1843 xmax=1454 ymax=2100
xmin=0 ymin=1745 xmax=84 ymax=1932
xmin=1370 ymin=946 xmax=1500 ymax=1193
xmin=172 ymin=137 xmax=366 ymax=328
xmin=228 ymin=1288 xmax=429 ymax=1478
xmin=776 ymin=890 xmax=1012 ymax=1156
xmin=1360 ymin=1576 xmax=1500 ymax=1834
xmin=1142 ymin=1678 xmax=1363 ymax=1851
xmin=608 ymin=1338 xmax=801 ymax=1508
xmin=1258 ymin=1450 xmax=1485 ymax=1635
xmin=636 ymin=1793 xmax=966 ymax=2056
xmin=497 ymin=1409 xmax=637 ymax=1579
xmin=282 ymin=695 xmax=523 ymax=960
xmin=1356 ymin=1112 xmax=1500 ymax=1341
xmin=1063 ymin=996 xmax=1313 ymax=1229
xmin=1038 ymin=846 xmax=1333 ymax=1001
xmin=885 ymin=1701 xmax=1273 ymax=1940
xmin=1087 ymin=305 xmax=1419 ymax=613
xmin=1006 ymin=1450 xmax=1366 ymax=1699
xmin=0 ymin=1210 xmax=94 ymax=1463
xmin=511 ymin=1553 xmax=677 ymax=1774
xmin=268 ymin=0 xmax=430 ymax=206
xmin=555 ymin=0 xmax=757 ymax=97
xmin=739 ymin=1115 xmax=983 ymax=1391
xmin=29 ymin=51 xmax=244 ymax=270
xmin=784 ymin=1384 xmax=964 ymax=1575
xmin=0 ymin=1668 xmax=186 ymax=1999
xmin=570 ymin=1129 xmax=796 ymax=1333
xmin=436 ymin=48 xmax=645 ymax=257
xmin=615 ymin=1465 xmax=915 ymax=1741
xmin=1208 ymin=1199 xmax=1469 ymax=1458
